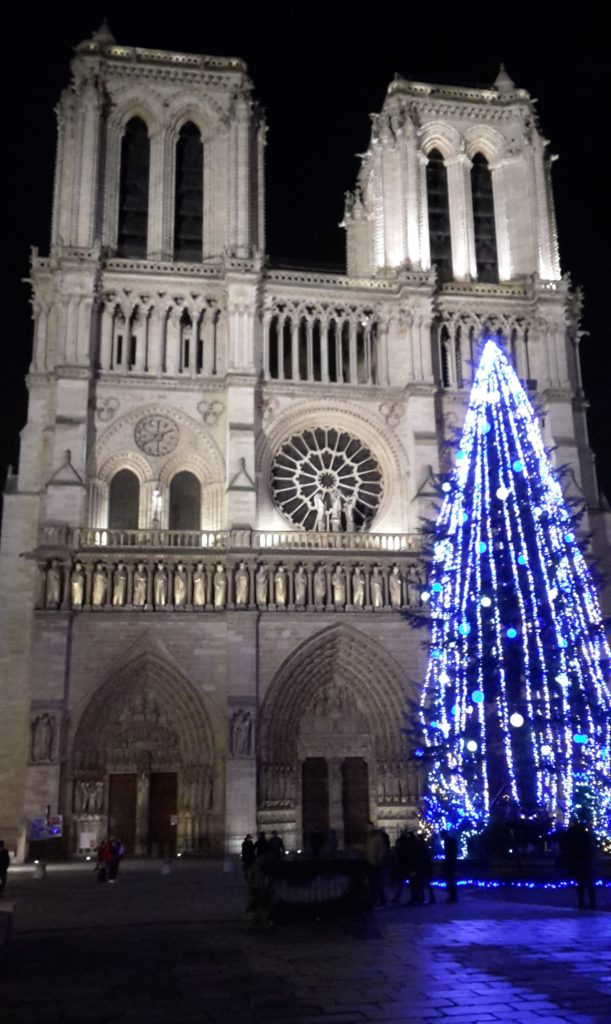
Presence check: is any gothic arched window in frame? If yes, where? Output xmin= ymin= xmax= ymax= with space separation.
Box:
xmin=426 ymin=149 xmax=452 ymax=282
xmin=174 ymin=122 xmax=204 ymax=261
xmin=118 ymin=117 xmax=150 ymax=257
xmin=471 ymin=153 xmax=498 ymax=282
xmin=169 ymin=471 xmax=201 ymax=531
xmin=108 ymin=469 xmax=140 ymax=529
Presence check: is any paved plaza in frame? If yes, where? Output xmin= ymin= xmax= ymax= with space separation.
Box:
xmin=1 ymin=860 xmax=610 ymax=1024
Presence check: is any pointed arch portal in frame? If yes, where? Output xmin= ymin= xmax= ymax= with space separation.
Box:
xmin=259 ymin=625 xmax=418 ymax=847
xmin=72 ymin=653 xmax=214 ymax=855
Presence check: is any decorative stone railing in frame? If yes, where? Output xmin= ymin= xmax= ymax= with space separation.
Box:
xmin=35 ymin=548 xmax=426 ymax=614
xmin=38 ymin=525 xmax=421 ymax=553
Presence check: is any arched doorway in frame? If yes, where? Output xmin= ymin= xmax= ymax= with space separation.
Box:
xmin=71 ymin=653 xmax=215 ymax=855
xmin=258 ymin=625 xmax=419 ymax=849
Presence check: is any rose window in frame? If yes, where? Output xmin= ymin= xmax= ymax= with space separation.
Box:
xmin=271 ymin=428 xmax=383 ymax=531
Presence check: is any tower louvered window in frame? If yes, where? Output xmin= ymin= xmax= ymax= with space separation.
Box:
xmin=426 ymin=149 xmax=453 ymax=282
xmin=471 ymin=153 xmax=498 ymax=282
xmin=118 ymin=118 xmax=150 ymax=257
xmin=174 ymin=122 xmax=204 ymax=261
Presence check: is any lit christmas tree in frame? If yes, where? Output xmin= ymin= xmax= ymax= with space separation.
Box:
xmin=415 ymin=338 xmax=611 ymax=848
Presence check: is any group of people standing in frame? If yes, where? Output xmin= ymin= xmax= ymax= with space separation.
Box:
xmin=241 ymin=831 xmax=285 ymax=878
xmin=366 ymin=824 xmax=458 ymax=908
xmin=95 ymin=837 xmax=124 ymax=883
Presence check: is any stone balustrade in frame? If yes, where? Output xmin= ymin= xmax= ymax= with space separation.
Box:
xmin=36 ymin=551 xmax=426 ymax=613
xmin=38 ymin=525 xmax=421 ymax=553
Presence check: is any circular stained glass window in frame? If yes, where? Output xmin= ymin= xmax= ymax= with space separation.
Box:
xmin=270 ymin=427 xmax=383 ymax=531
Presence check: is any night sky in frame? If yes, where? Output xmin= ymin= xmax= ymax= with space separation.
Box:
xmin=2 ymin=4 xmax=609 ymax=509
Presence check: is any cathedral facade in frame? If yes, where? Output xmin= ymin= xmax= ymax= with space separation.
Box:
xmin=0 ymin=27 xmax=600 ymax=858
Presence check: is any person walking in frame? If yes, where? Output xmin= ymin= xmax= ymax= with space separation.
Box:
xmin=365 ymin=822 xmax=388 ymax=908
xmin=390 ymin=829 xmax=413 ymax=904
xmin=107 ymin=838 xmax=124 ymax=882
xmin=95 ymin=838 xmax=111 ymax=883
xmin=414 ymin=833 xmax=435 ymax=904
xmin=268 ymin=831 xmax=285 ymax=861
xmin=253 ymin=831 xmax=269 ymax=859
xmin=0 ymin=840 xmax=10 ymax=897
xmin=564 ymin=818 xmax=597 ymax=909
xmin=241 ymin=834 xmax=255 ymax=879
xmin=441 ymin=830 xmax=458 ymax=903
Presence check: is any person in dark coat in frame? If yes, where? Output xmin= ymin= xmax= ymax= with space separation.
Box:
xmin=0 ymin=840 xmax=10 ymax=896
xmin=414 ymin=833 xmax=435 ymax=904
xmin=254 ymin=831 xmax=269 ymax=859
xmin=241 ymin=834 xmax=255 ymax=878
xmin=268 ymin=831 xmax=285 ymax=860
xmin=107 ymin=838 xmax=124 ymax=882
xmin=441 ymin=830 xmax=458 ymax=903
xmin=390 ymin=829 xmax=414 ymax=904
xmin=564 ymin=818 xmax=597 ymax=909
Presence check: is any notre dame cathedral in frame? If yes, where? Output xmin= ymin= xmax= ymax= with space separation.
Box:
xmin=0 ymin=24 xmax=603 ymax=859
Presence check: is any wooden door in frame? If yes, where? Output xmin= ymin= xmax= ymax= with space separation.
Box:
xmin=148 ymin=772 xmax=178 ymax=856
xmin=108 ymin=773 xmax=137 ymax=854
xmin=301 ymin=757 xmax=329 ymax=849
xmin=342 ymin=758 xmax=369 ymax=848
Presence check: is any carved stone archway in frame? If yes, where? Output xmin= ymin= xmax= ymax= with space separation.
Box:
xmin=259 ymin=624 xmax=419 ymax=846
xmin=71 ymin=652 xmax=215 ymax=854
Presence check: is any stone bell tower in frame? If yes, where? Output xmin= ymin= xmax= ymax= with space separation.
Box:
xmin=0 ymin=24 xmax=266 ymax=853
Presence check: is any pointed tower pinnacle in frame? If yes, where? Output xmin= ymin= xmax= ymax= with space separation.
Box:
xmin=494 ymin=63 xmax=516 ymax=95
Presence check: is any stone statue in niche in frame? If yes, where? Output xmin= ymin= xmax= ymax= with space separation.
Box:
xmin=112 ymin=562 xmax=127 ymax=606
xmin=235 ymin=562 xmax=249 ymax=606
xmin=46 ymin=560 xmax=61 ymax=608
xmin=331 ymin=564 xmax=346 ymax=606
xmin=30 ymin=713 xmax=56 ymax=762
xmin=344 ymin=492 xmax=357 ymax=533
xmin=274 ymin=564 xmax=287 ymax=606
xmin=133 ymin=562 xmax=147 ymax=606
xmin=230 ymin=709 xmax=252 ymax=756
xmin=70 ymin=562 xmax=85 ymax=607
xmin=370 ymin=565 xmax=383 ymax=608
xmin=92 ymin=562 xmax=108 ymax=606
xmin=174 ymin=561 xmax=187 ymax=607
xmin=213 ymin=564 xmax=227 ymax=608
xmin=294 ymin=565 xmax=307 ymax=606
xmin=313 ymin=565 xmax=327 ymax=606
xmin=255 ymin=564 xmax=268 ymax=606
xmin=351 ymin=565 xmax=365 ymax=608
xmin=389 ymin=565 xmax=402 ymax=609
xmin=313 ymin=491 xmax=326 ymax=531
xmin=193 ymin=562 xmax=205 ymax=606
xmin=76 ymin=779 xmax=103 ymax=814
xmin=406 ymin=564 xmax=423 ymax=606
xmin=330 ymin=489 xmax=343 ymax=533
xmin=154 ymin=562 xmax=168 ymax=607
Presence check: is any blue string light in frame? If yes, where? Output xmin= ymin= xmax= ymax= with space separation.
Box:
xmin=416 ymin=338 xmax=611 ymax=848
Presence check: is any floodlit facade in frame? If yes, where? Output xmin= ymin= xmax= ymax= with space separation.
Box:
xmin=0 ymin=26 xmax=602 ymax=858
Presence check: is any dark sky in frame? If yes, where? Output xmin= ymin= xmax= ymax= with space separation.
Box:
xmin=3 ymin=3 xmax=609 ymax=503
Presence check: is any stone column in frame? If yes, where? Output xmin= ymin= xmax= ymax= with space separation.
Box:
xmin=165 ymin=307 xmax=181 ymax=376
xmin=446 ymin=153 xmax=476 ymax=281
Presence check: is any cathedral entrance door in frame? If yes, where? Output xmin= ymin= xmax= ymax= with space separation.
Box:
xmin=108 ymin=773 xmax=137 ymax=854
xmin=301 ymin=758 xmax=329 ymax=845
xmin=148 ymin=772 xmax=178 ymax=856
xmin=342 ymin=758 xmax=369 ymax=848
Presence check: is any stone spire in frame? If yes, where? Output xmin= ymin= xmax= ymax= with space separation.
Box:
xmin=76 ymin=21 xmax=116 ymax=52
xmin=493 ymin=63 xmax=516 ymax=95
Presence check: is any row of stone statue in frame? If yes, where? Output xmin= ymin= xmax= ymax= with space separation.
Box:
xmin=44 ymin=558 xmax=423 ymax=610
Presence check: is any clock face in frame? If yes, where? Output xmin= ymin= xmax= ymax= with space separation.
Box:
xmin=134 ymin=415 xmax=179 ymax=456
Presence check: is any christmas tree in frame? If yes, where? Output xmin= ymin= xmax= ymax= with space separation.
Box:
xmin=415 ymin=338 xmax=611 ymax=848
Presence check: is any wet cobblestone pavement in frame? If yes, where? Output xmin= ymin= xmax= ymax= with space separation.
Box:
xmin=1 ymin=861 xmax=609 ymax=1023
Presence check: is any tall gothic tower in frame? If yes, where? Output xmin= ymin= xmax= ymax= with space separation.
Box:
xmin=0 ymin=30 xmax=601 ymax=858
